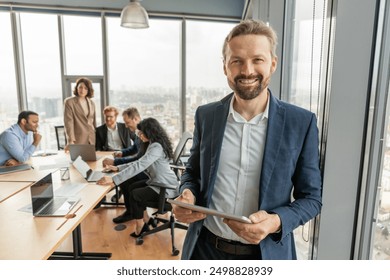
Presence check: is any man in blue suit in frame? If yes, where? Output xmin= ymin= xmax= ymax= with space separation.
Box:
xmin=172 ymin=20 xmax=322 ymax=260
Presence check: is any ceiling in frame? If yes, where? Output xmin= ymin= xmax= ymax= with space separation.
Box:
xmin=0 ymin=0 xmax=248 ymax=20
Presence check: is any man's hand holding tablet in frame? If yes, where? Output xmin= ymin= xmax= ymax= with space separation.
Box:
xmin=168 ymin=199 xmax=252 ymax=223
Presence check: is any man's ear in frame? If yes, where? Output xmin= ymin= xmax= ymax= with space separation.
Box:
xmin=20 ymin=118 xmax=27 ymax=126
xmin=271 ymin=56 xmax=278 ymax=74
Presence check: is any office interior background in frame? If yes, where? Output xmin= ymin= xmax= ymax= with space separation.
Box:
xmin=0 ymin=0 xmax=389 ymax=260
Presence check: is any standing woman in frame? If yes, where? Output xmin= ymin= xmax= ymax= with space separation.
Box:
xmin=63 ymin=77 xmax=96 ymax=149
xmin=97 ymin=118 xmax=179 ymax=236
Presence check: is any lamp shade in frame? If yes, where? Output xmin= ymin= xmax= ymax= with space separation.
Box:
xmin=120 ymin=1 xmax=149 ymax=29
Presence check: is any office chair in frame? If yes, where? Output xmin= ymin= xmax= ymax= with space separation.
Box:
xmin=135 ymin=131 xmax=192 ymax=256
xmin=54 ymin=125 xmax=67 ymax=150
xmin=99 ymin=185 xmax=124 ymax=207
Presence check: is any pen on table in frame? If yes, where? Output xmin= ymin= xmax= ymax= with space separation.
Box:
xmin=30 ymin=165 xmax=34 ymax=169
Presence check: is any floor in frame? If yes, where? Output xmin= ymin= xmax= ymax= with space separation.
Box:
xmin=56 ymin=192 xmax=187 ymax=260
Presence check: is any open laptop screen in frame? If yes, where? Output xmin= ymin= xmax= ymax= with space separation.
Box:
xmin=30 ymin=173 xmax=53 ymax=213
xmin=72 ymin=156 xmax=90 ymax=179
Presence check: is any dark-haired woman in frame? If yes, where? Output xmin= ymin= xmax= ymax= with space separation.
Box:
xmin=63 ymin=77 xmax=96 ymax=150
xmin=97 ymin=117 xmax=179 ymax=236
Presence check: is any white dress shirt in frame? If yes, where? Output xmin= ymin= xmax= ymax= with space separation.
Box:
xmin=107 ymin=124 xmax=123 ymax=150
xmin=204 ymin=95 xmax=269 ymax=243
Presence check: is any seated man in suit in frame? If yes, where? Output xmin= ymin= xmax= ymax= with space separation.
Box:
xmin=0 ymin=111 xmax=42 ymax=166
xmin=102 ymin=107 xmax=142 ymax=166
xmin=95 ymin=106 xmax=132 ymax=151
xmin=101 ymin=107 xmax=148 ymax=203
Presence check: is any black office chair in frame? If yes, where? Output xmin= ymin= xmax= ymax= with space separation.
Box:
xmin=54 ymin=125 xmax=67 ymax=150
xmin=135 ymin=131 xmax=192 ymax=256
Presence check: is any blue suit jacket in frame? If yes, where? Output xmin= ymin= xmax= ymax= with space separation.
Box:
xmin=180 ymin=92 xmax=322 ymax=260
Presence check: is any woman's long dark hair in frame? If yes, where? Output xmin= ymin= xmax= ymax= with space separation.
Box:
xmin=137 ymin=118 xmax=174 ymax=160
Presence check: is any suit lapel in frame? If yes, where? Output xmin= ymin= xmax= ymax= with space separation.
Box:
xmin=117 ymin=124 xmax=123 ymax=144
xmin=207 ymin=94 xmax=232 ymax=202
xmin=259 ymin=94 xmax=286 ymax=205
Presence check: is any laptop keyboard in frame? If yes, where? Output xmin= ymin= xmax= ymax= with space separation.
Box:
xmin=39 ymin=197 xmax=68 ymax=215
xmin=88 ymin=171 xmax=104 ymax=182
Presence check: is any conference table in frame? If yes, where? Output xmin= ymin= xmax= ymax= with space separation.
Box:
xmin=0 ymin=151 xmax=114 ymax=260
xmin=0 ymin=181 xmax=34 ymax=203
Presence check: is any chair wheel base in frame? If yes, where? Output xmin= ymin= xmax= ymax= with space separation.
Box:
xmin=147 ymin=217 xmax=158 ymax=228
xmin=172 ymin=249 xmax=180 ymax=256
xmin=136 ymin=238 xmax=144 ymax=245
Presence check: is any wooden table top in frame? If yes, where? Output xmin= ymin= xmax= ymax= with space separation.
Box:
xmin=0 ymin=151 xmax=113 ymax=260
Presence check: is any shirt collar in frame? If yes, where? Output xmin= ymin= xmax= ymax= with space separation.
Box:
xmin=107 ymin=123 xmax=118 ymax=132
xmin=228 ymin=92 xmax=270 ymax=124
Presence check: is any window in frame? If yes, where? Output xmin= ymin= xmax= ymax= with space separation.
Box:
xmin=283 ymin=0 xmax=329 ymax=259
xmin=368 ymin=1 xmax=390 ymax=259
xmin=107 ymin=17 xmax=181 ymax=143
xmin=286 ymin=0 xmax=327 ymax=116
xmin=63 ymin=15 xmax=103 ymax=75
xmin=20 ymin=12 xmax=62 ymax=151
xmin=372 ymin=109 xmax=390 ymax=259
xmin=185 ymin=20 xmax=235 ymax=133
xmin=0 ymin=12 xmax=18 ymax=132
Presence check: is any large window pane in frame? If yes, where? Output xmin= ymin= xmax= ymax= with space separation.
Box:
xmin=107 ymin=18 xmax=181 ymax=143
xmin=285 ymin=0 xmax=328 ymax=259
xmin=20 ymin=12 xmax=62 ymax=151
xmin=288 ymin=0 xmax=327 ymax=116
xmin=186 ymin=20 xmax=235 ymax=133
xmin=0 ymin=12 xmax=18 ymax=132
xmin=372 ymin=86 xmax=390 ymax=260
xmin=63 ymin=15 xmax=103 ymax=75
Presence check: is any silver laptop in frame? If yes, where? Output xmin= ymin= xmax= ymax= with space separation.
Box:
xmin=30 ymin=173 xmax=80 ymax=217
xmin=69 ymin=144 xmax=99 ymax=161
xmin=72 ymin=156 xmax=108 ymax=182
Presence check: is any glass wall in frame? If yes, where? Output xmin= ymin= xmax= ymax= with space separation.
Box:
xmin=20 ymin=12 xmax=62 ymax=151
xmin=368 ymin=0 xmax=390 ymax=260
xmin=107 ymin=17 xmax=181 ymax=144
xmin=1 ymin=9 xmax=239 ymax=150
xmin=283 ymin=0 xmax=329 ymax=259
xmin=372 ymin=106 xmax=390 ymax=259
xmin=0 ymin=12 xmax=18 ymax=131
xmin=63 ymin=15 xmax=103 ymax=75
xmin=185 ymin=20 xmax=235 ymax=133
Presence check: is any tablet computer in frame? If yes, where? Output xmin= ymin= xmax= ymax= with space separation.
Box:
xmin=167 ymin=199 xmax=252 ymax=224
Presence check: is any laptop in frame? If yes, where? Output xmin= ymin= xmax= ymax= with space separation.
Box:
xmin=30 ymin=173 xmax=80 ymax=217
xmin=72 ymin=156 xmax=108 ymax=182
xmin=0 ymin=164 xmax=31 ymax=174
xmin=69 ymin=144 xmax=99 ymax=161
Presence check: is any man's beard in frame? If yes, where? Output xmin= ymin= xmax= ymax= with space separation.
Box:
xmin=230 ymin=74 xmax=266 ymax=100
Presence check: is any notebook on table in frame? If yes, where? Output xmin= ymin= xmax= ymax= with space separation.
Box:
xmin=72 ymin=156 xmax=111 ymax=182
xmin=69 ymin=144 xmax=99 ymax=161
xmin=30 ymin=173 xmax=80 ymax=217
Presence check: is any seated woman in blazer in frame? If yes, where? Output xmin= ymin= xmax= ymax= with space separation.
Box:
xmin=97 ymin=118 xmax=179 ymax=236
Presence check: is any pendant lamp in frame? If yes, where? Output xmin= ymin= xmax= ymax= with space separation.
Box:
xmin=120 ymin=0 xmax=149 ymax=29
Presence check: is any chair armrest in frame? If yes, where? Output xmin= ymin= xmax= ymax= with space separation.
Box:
xmin=148 ymin=182 xmax=177 ymax=214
